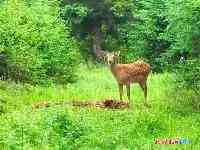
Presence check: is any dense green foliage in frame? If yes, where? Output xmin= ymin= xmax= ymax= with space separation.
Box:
xmin=0 ymin=0 xmax=199 ymax=86
xmin=0 ymin=0 xmax=80 ymax=85
xmin=62 ymin=0 xmax=199 ymax=67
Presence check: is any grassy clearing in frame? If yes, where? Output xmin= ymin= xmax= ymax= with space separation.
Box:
xmin=0 ymin=65 xmax=200 ymax=149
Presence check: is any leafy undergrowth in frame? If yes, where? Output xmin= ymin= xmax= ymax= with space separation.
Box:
xmin=0 ymin=65 xmax=199 ymax=149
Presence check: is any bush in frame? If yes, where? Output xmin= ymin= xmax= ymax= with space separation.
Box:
xmin=172 ymin=58 xmax=200 ymax=111
xmin=0 ymin=108 xmax=87 ymax=149
xmin=0 ymin=0 xmax=80 ymax=85
xmin=175 ymin=58 xmax=200 ymax=95
xmin=118 ymin=0 xmax=200 ymax=72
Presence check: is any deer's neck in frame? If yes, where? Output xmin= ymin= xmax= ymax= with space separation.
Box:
xmin=109 ymin=63 xmax=117 ymax=75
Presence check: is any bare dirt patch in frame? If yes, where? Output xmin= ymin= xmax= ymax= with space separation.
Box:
xmin=32 ymin=99 xmax=130 ymax=110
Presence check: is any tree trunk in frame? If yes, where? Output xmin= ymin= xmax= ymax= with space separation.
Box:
xmin=92 ymin=25 xmax=102 ymax=52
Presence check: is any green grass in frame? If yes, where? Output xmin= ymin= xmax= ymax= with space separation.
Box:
xmin=0 ymin=65 xmax=200 ymax=149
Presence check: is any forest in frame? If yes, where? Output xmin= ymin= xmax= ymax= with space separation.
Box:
xmin=0 ymin=0 xmax=199 ymax=149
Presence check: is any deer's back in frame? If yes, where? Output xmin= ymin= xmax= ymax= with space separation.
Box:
xmin=112 ymin=62 xmax=150 ymax=84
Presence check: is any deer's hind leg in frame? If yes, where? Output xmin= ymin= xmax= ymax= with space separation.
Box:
xmin=139 ymin=81 xmax=148 ymax=105
xmin=118 ymin=83 xmax=123 ymax=101
xmin=126 ymin=84 xmax=130 ymax=102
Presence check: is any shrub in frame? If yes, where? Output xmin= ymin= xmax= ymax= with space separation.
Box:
xmin=0 ymin=108 xmax=87 ymax=149
xmin=0 ymin=0 xmax=80 ymax=85
xmin=172 ymin=58 xmax=200 ymax=111
xmin=175 ymin=58 xmax=200 ymax=95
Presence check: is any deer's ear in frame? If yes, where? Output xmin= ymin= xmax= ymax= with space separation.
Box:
xmin=118 ymin=51 xmax=120 ymax=55
xmin=115 ymin=51 xmax=120 ymax=56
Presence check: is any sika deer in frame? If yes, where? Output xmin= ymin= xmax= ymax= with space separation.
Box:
xmin=107 ymin=52 xmax=151 ymax=106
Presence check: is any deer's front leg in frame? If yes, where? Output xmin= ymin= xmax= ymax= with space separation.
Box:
xmin=118 ymin=83 xmax=123 ymax=101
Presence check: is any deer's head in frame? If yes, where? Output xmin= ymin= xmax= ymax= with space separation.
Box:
xmin=107 ymin=51 xmax=120 ymax=65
